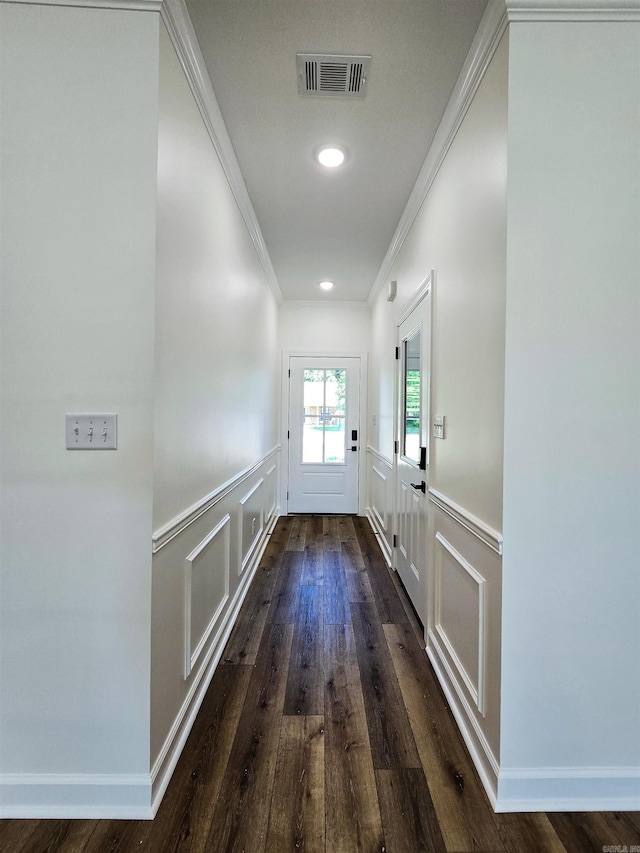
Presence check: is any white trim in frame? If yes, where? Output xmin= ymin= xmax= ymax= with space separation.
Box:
xmin=366 ymin=447 xmax=393 ymax=566
xmin=368 ymin=1 xmax=508 ymax=305
xmin=2 ymin=0 xmax=160 ymax=8
xmin=370 ymin=501 xmax=386 ymax=537
xmin=429 ymin=487 xmax=503 ymax=555
xmin=150 ymin=510 xmax=278 ymax=814
xmin=427 ymin=642 xmax=500 ymax=808
xmin=160 ymin=0 xmax=282 ymax=303
xmin=371 ymin=465 xmax=389 ymax=532
xmin=183 ymin=513 xmax=231 ymax=678
xmin=264 ymin=464 xmax=278 ymax=524
xmin=506 ymin=0 xmax=640 ymax=21
xmin=496 ymin=766 xmax=640 ymax=812
xmin=394 ymin=272 xmax=434 ymax=325
xmin=366 ymin=445 xmax=394 ymax=467
xmin=0 ymin=774 xmax=153 ymax=819
xmin=366 ymin=509 xmax=392 ymax=567
xmin=434 ymin=532 xmax=487 ymax=715
xmin=238 ymin=478 xmax=265 ymax=575
xmin=152 ymin=446 xmax=280 ymax=552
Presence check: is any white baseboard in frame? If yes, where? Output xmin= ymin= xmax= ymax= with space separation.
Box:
xmin=0 ymin=774 xmax=153 ymax=820
xmin=0 ymin=511 xmax=278 ymax=820
xmin=427 ymin=638 xmax=640 ymax=813
xmin=495 ymin=766 xmax=640 ymax=813
xmin=366 ymin=507 xmax=392 ymax=567
xmin=150 ymin=509 xmax=278 ymax=815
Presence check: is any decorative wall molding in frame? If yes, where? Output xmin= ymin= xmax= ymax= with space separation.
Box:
xmin=370 ymin=475 xmax=388 ymax=536
xmin=366 ymin=445 xmax=394 ymax=467
xmin=427 ymin=643 xmax=500 ymax=808
xmin=265 ymin=464 xmax=278 ymax=524
xmin=152 ymin=446 xmax=280 ymax=552
xmin=2 ymin=0 xmax=160 ymax=8
xmin=366 ymin=510 xmax=393 ymax=567
xmin=239 ymin=478 xmax=265 ymax=576
xmin=368 ymin=0 xmax=508 ymax=305
xmin=184 ymin=514 xmax=230 ymax=678
xmin=394 ymin=271 xmax=433 ymax=325
xmin=434 ymin=532 xmax=487 ymax=715
xmin=506 ymin=0 xmax=640 ymax=21
xmin=365 ymin=446 xmax=394 ymax=566
xmin=429 ymin=487 xmax=503 ymax=555
xmin=151 ymin=508 xmax=278 ymax=814
xmin=160 ymin=0 xmax=282 ymax=303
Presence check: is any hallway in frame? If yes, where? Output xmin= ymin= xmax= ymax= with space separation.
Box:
xmin=1 ymin=515 xmax=638 ymax=853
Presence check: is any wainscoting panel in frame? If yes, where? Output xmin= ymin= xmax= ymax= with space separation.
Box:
xmin=239 ymin=478 xmax=264 ymax=576
xmin=434 ymin=532 xmax=486 ymax=714
xmin=365 ymin=447 xmax=394 ymax=565
xmin=427 ymin=494 xmax=502 ymax=803
xmin=184 ymin=513 xmax=231 ymax=678
xmin=265 ymin=464 xmax=278 ymax=527
xmin=150 ymin=447 xmax=280 ymax=815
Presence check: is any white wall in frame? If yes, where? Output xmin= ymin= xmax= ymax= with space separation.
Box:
xmin=368 ymin=33 xmax=508 ymax=776
xmin=150 ymin=23 xmax=281 ymax=776
xmin=369 ymin=33 xmax=507 ymax=531
xmin=0 ymin=1 xmax=158 ymax=805
xmin=279 ymin=300 xmax=371 ymax=354
xmin=153 ymin=24 xmax=279 ymax=532
xmin=500 ymin=20 xmax=640 ymax=806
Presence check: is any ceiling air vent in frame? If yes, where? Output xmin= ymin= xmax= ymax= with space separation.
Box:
xmin=297 ymin=53 xmax=371 ymax=98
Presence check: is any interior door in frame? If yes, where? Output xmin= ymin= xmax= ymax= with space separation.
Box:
xmin=288 ymin=357 xmax=360 ymax=513
xmin=395 ymin=294 xmax=430 ymax=627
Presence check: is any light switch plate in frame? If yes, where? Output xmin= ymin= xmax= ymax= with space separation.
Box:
xmin=433 ymin=415 xmax=445 ymax=440
xmin=66 ymin=414 xmax=117 ymax=450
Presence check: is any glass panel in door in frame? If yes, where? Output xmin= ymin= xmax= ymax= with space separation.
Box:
xmin=403 ymin=331 xmax=421 ymax=464
xmin=302 ymin=368 xmax=346 ymax=464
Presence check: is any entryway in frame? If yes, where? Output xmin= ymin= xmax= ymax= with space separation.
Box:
xmin=287 ymin=356 xmax=361 ymax=514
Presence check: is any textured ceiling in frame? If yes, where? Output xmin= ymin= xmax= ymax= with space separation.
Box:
xmin=185 ymin=0 xmax=488 ymax=302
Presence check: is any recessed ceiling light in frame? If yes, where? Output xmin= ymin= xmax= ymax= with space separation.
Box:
xmin=316 ymin=146 xmax=346 ymax=168
xmin=319 ymin=280 xmax=335 ymax=291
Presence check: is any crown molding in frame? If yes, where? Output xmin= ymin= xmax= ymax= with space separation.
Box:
xmin=1 ymin=0 xmax=161 ymax=7
xmin=368 ymin=0 xmax=508 ymax=306
xmin=506 ymin=0 xmax=640 ymax=20
xmin=160 ymin=0 xmax=283 ymax=304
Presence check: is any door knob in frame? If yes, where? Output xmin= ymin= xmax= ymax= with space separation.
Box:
xmin=410 ymin=481 xmax=426 ymax=493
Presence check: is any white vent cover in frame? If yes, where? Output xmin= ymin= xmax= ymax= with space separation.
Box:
xmin=297 ymin=53 xmax=371 ymax=97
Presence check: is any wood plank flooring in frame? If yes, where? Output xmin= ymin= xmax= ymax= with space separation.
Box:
xmin=1 ymin=514 xmax=639 ymax=853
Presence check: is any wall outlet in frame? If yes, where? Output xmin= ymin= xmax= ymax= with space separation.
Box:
xmin=66 ymin=414 xmax=117 ymax=450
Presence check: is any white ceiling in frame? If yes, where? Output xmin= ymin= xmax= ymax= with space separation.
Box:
xmin=185 ymin=0 xmax=488 ymax=302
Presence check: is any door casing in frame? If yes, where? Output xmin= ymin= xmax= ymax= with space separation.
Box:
xmin=393 ymin=272 xmax=434 ymax=635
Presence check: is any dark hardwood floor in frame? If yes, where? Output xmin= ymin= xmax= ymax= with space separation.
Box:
xmin=2 ymin=515 xmax=639 ymax=852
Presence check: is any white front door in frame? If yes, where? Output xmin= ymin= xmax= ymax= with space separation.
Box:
xmin=395 ymin=289 xmax=431 ymax=627
xmin=288 ymin=357 xmax=360 ymax=514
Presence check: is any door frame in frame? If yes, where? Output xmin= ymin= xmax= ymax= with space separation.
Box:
xmin=393 ymin=271 xmax=434 ymax=600
xmin=281 ymin=350 xmax=368 ymax=516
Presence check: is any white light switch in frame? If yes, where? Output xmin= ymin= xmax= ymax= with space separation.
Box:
xmin=433 ymin=415 xmax=445 ymax=440
xmin=66 ymin=414 xmax=117 ymax=450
